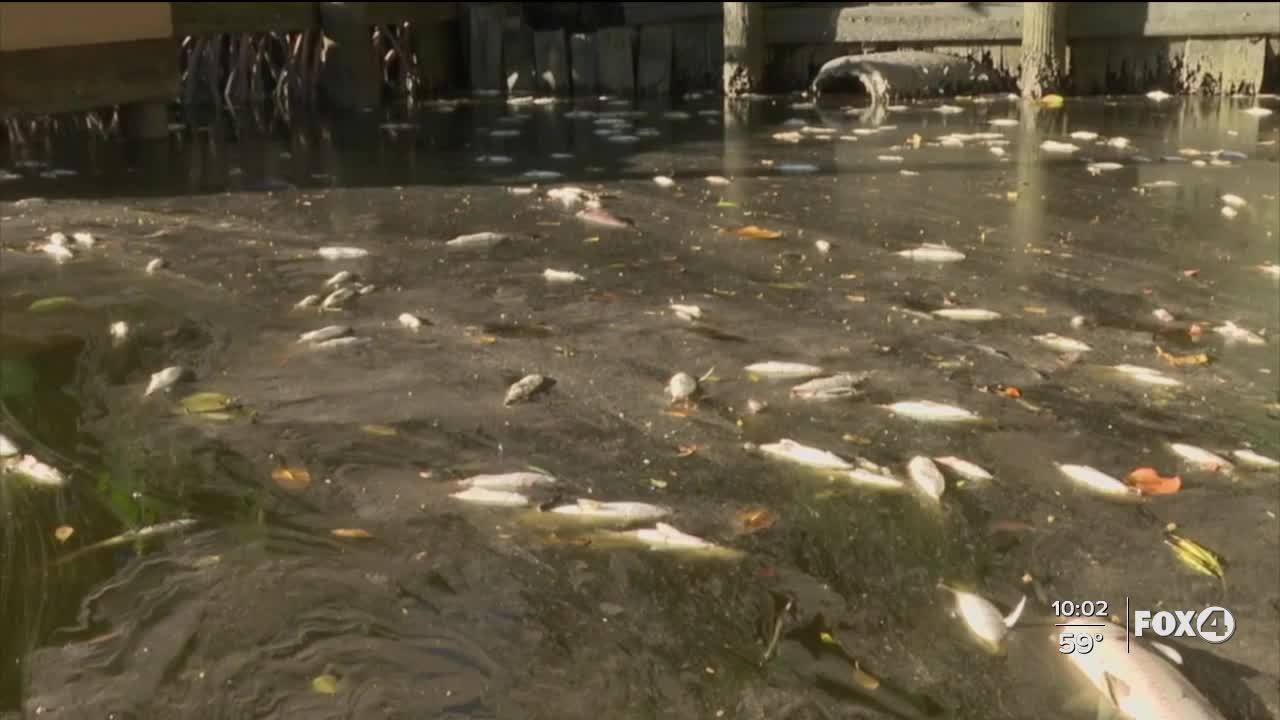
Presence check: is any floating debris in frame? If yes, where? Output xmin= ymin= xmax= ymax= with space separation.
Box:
xmin=754 ymin=439 xmax=852 ymax=471
xmin=398 ymin=313 xmax=425 ymax=331
xmin=669 ymin=303 xmax=702 ymax=321
xmin=744 ymin=361 xmax=825 ymax=379
xmin=317 ymin=246 xmax=368 ymax=260
xmin=72 ymin=232 xmax=96 ymax=248
xmin=1 ymin=454 xmax=67 ymax=487
xmin=1165 ymin=531 xmax=1225 ymax=580
xmin=789 ymin=372 xmax=868 ymax=400
xmin=1221 ymin=206 xmax=1238 ymax=219
xmin=321 ymin=287 xmax=356 ymax=310
xmin=939 ymin=586 xmax=1026 ymax=653
xmin=1086 ymin=162 xmax=1123 ymax=175
xmin=1040 ymin=140 xmax=1079 ymax=154
xmin=1152 ymin=308 xmax=1175 ymax=323
xmin=1111 ymin=364 xmax=1183 ymax=387
xmin=667 ymin=372 xmax=698 ymax=403
xmin=907 ymin=456 xmax=946 ymax=502
xmin=544 ymin=268 xmax=585 ymax=284
xmin=451 ymin=488 xmax=530 ymax=506
xmin=1214 ymin=321 xmax=1264 ymax=346
xmin=298 ymin=325 xmax=351 ymax=344
xmin=39 ymin=243 xmax=74 ymax=263
xmin=896 ymin=244 xmax=965 ymax=263
xmin=880 ymin=401 xmax=980 ymax=423
xmin=546 ymin=186 xmax=599 ymax=210
xmin=1056 ymin=463 xmax=1142 ymax=499
xmin=458 ymin=471 xmax=557 ymax=490
xmin=932 ymin=308 xmax=1001 ymax=321
xmin=27 ymin=296 xmax=76 ymax=313
xmin=548 ymin=499 xmax=669 ymax=523
xmin=1221 ymin=194 xmax=1247 ymax=208
xmin=1034 ymin=334 xmax=1092 ymax=353
xmin=446 ymin=231 xmax=509 ymax=250
xmin=179 ymin=392 xmax=240 ymax=415
xmin=505 ymin=374 xmax=548 ymax=406
xmin=814 ymin=239 xmax=832 ymax=254
xmin=295 ymin=294 xmax=321 ymax=309
xmin=1232 ymin=449 xmax=1279 ymax=470
xmin=1168 ymin=443 xmax=1233 ymax=472
xmin=934 ymin=456 xmax=993 ymax=482
xmin=0 ymin=434 xmax=16 ymax=458
xmin=144 ymin=366 xmax=185 ymax=397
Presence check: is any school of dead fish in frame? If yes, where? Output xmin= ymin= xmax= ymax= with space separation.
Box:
xmin=6 ymin=90 xmax=1277 ymax=719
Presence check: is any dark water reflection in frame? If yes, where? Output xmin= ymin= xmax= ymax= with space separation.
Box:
xmin=1 ymin=95 xmax=1278 ymax=719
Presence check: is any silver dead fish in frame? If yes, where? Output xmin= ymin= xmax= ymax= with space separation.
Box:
xmin=932 ymin=308 xmax=1002 ymax=321
xmin=610 ymin=522 xmax=741 ymax=557
xmin=1056 ymin=463 xmax=1142 ymax=499
xmin=1 ymin=454 xmax=67 ymax=487
xmin=939 ymin=585 xmax=1026 ymax=653
xmin=505 ymin=374 xmax=547 ymax=406
xmin=549 ymin=499 xmax=669 ymax=523
xmin=880 ymin=401 xmax=980 ymax=423
xmin=446 ymin=231 xmax=509 ymax=250
xmin=1213 ymin=321 xmax=1265 ymax=346
xmin=744 ymin=361 xmax=825 ymax=379
xmin=450 ymin=487 xmax=530 ymax=507
xmin=843 ymin=467 xmax=906 ymax=490
xmin=295 ymin=294 xmax=322 ymax=309
xmin=0 ymin=433 xmax=17 ymax=458
xmin=896 ymin=244 xmax=966 ymax=263
xmin=145 ymin=257 xmax=166 ymax=274
xmin=1111 ymin=365 xmax=1182 ymax=388
xmin=907 ymin=456 xmax=946 ymax=502
xmin=753 ymin=439 xmax=852 ymax=471
xmin=576 ymin=208 xmax=633 ymax=229
xmin=72 ymin=231 xmax=96 ymax=248
xmin=310 ymin=336 xmax=369 ymax=351
xmin=40 ymin=243 xmax=74 ymax=263
xmin=324 ymin=270 xmax=355 ymax=287
xmin=1168 ymin=443 xmax=1233 ymax=472
xmin=317 ymin=246 xmax=369 ymax=260
xmin=667 ymin=372 xmax=698 ymax=403
xmin=321 ymin=287 xmax=356 ymax=310
xmin=1034 ymin=333 xmax=1093 ymax=353
xmin=144 ymin=366 xmax=185 ymax=397
xmin=457 ymin=471 xmax=557 ymax=490
xmin=933 ymin=456 xmax=993 ymax=482
xmin=398 ymin=313 xmax=425 ymax=330
xmin=544 ymin=268 xmax=585 ymax=283
xmin=298 ymin=325 xmax=351 ymax=344
xmin=670 ymin=303 xmax=702 ymax=321
xmin=789 ymin=372 xmax=868 ymax=400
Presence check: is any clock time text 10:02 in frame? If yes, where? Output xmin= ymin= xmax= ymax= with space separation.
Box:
xmin=1052 ymin=600 xmax=1110 ymax=617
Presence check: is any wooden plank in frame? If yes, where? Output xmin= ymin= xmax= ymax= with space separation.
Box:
xmin=503 ymin=25 xmax=537 ymax=94
xmin=570 ymin=32 xmax=598 ymax=95
xmin=1175 ymin=37 xmax=1267 ymax=94
xmin=1071 ymin=3 xmax=1280 ymax=41
xmin=597 ymin=27 xmax=635 ymax=96
xmin=1 ymin=2 xmax=172 ymax=51
xmin=468 ymin=5 xmax=503 ymax=92
xmin=0 ymin=38 xmax=178 ymax=116
xmin=533 ymin=29 xmax=570 ymax=94
xmin=172 ymin=2 xmax=315 ymax=35
xmin=637 ymin=25 xmax=673 ymax=95
xmin=672 ymin=21 xmax=713 ymax=93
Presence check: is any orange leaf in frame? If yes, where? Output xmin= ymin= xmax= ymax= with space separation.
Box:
xmin=735 ymin=507 xmax=778 ymax=533
xmin=1125 ymin=467 xmax=1182 ymax=496
xmin=1002 ymin=386 xmax=1023 ymax=399
xmin=54 ymin=525 xmax=75 ymax=543
xmin=331 ymin=528 xmax=372 ymax=539
xmin=272 ymin=466 xmax=312 ymax=492
xmin=1155 ymin=346 xmax=1209 ymax=367
xmin=730 ymin=225 xmax=783 ymax=240
xmin=676 ymin=444 xmax=700 ymax=458
xmin=663 ymin=408 xmax=691 ymax=418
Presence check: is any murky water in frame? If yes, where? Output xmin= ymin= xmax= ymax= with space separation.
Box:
xmin=2 ymin=94 xmax=1278 ymax=720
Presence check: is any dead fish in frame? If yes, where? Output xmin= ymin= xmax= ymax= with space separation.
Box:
xmin=1258 ymin=264 xmax=1280 ymax=278
xmin=1056 ymin=463 xmax=1142 ymax=499
xmin=989 ymin=147 xmax=1007 ymax=157
xmin=72 ymin=231 xmax=96 ymax=248
xmin=879 ymin=401 xmax=980 ymax=423
xmin=549 ymin=499 xmax=668 ymax=522
xmin=144 ymin=366 xmax=185 ymax=397
xmin=747 ymin=399 xmax=768 ymax=414
xmin=1140 ymin=180 xmax=1179 ymax=189
xmin=321 ymin=287 xmax=356 ymax=310
xmin=1107 ymin=136 xmax=1131 ymax=149
xmin=1040 ymin=140 xmax=1079 ymax=153
xmin=576 ymin=208 xmax=634 ymax=229
xmin=877 ymin=155 xmax=905 ymax=163
xmin=47 ymin=231 xmax=69 ymax=245
xmin=907 ymin=456 xmax=946 ymax=502
xmin=1 ymin=454 xmax=66 ymax=487
xmin=616 ymin=522 xmax=740 ymax=556
xmin=40 ymin=243 xmax=74 ymax=263
xmin=1243 ymin=106 xmax=1274 ymax=117
xmin=1057 ymin=617 xmax=1227 ymax=720
xmin=705 ymin=175 xmax=731 ymax=185
xmin=754 ymin=439 xmax=852 ymax=471
xmin=145 ymin=257 xmax=166 ymax=274
xmin=1232 ymin=449 xmax=1279 ymax=470
xmin=0 ymin=433 xmax=17 ymax=458
xmin=324 ymin=270 xmax=355 ymax=287
xmin=652 ymin=175 xmax=676 ymax=188
xmin=789 ymin=372 xmax=868 ymax=400
xmin=608 ymin=134 xmax=640 ymax=144
xmin=310 ymin=336 xmax=370 ymax=350
xmin=62 ymin=518 xmax=198 ymax=560
xmin=932 ymin=308 xmax=1002 ymax=321
xmin=777 ymin=163 xmax=818 ymax=173
xmin=667 ymin=372 xmax=698 ymax=403
xmin=814 ymin=239 xmax=832 ymax=254
xmin=295 ymin=294 xmax=322 ymax=309
xmin=544 ymin=268 xmax=584 ymax=284
xmin=939 ymin=585 xmax=1026 ymax=652
xmin=743 ymin=361 xmax=825 ymax=379
xmin=457 ymin=471 xmax=557 ymax=490
xmin=896 ymin=244 xmax=966 ymax=263
xmin=1214 ymin=321 xmax=1264 ymax=346
xmin=446 ymin=231 xmax=509 ymax=250
xmin=1220 ymin=206 xmax=1239 ymax=219
xmin=450 ymin=487 xmax=530 ymax=507
xmin=1086 ymin=162 xmax=1124 ymax=175
xmin=1221 ymin=194 xmax=1247 ymax=208
xmin=105 ymin=321 xmax=129 ymax=346
xmin=476 ymin=154 xmax=513 ymax=164
xmin=772 ymin=131 xmax=803 ymax=143
xmin=1034 ymin=333 xmax=1092 ymax=353
xmin=546 ymin=186 xmax=599 ymax=210
xmin=523 ymin=170 xmax=562 ymax=180
xmin=297 ymin=325 xmax=351 ymax=344
xmin=1111 ymin=365 xmax=1182 ymax=387
xmin=989 ymin=118 xmax=1019 ymax=127
xmin=1070 ymin=130 xmax=1099 ymax=140
xmin=934 ymin=456 xmax=993 ymax=482
xmin=1147 ymin=89 xmax=1172 ymax=101
xmin=505 ymin=374 xmax=547 ymax=406
xmin=356 ymin=284 xmax=376 ymax=295
xmin=398 ymin=313 xmax=425 ymax=330
xmin=670 ymin=303 xmax=702 ymax=321
xmin=489 ymin=129 xmax=521 ymax=138
xmin=1152 ymin=308 xmax=1175 ymax=323
xmin=844 ymin=467 xmax=906 ymax=490
xmin=1168 ymin=443 xmax=1233 ymax=472
xmin=317 ymin=246 xmax=369 ymax=260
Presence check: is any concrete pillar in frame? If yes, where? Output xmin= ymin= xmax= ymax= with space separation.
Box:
xmin=723 ymin=2 xmax=764 ymax=97
xmin=1020 ymin=2 xmax=1070 ymax=99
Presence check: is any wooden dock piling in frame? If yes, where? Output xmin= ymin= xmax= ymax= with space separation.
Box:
xmin=1020 ymin=2 xmax=1070 ymax=98
xmin=722 ymin=2 xmax=763 ymax=96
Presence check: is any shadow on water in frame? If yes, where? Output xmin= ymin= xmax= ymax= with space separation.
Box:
xmin=1 ymin=93 xmax=1278 ymax=718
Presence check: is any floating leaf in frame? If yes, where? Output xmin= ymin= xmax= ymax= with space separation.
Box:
xmin=1165 ymin=532 xmax=1225 ymax=580
xmin=180 ymin=392 xmax=238 ymax=414
xmin=711 ymin=288 xmax=736 ymax=297
xmin=716 ymin=200 xmax=738 ymax=208
xmin=851 ymin=664 xmax=881 ymax=690
xmin=1040 ymin=94 xmax=1065 ymax=108
xmin=272 ymin=466 xmax=312 ymax=492
xmin=676 ymin=444 xmax=700 ymax=458
xmin=1156 ymin=346 xmax=1209 ymax=367
xmin=475 ymin=335 xmax=498 ymax=344
xmin=731 ymin=225 xmax=783 ymax=240
xmin=846 ymin=294 xmax=867 ymax=303
xmin=54 ymin=525 xmax=74 ymax=543
xmin=1126 ymin=467 xmax=1181 ymax=496
xmin=27 ymin=296 xmax=77 ymax=313
xmin=650 ymin=478 xmax=668 ymax=489
xmin=842 ymin=433 xmax=872 ymax=445
xmin=361 ymin=424 xmax=398 ymax=436
xmin=312 ymin=674 xmax=339 ymax=694
xmin=332 ymin=528 xmax=372 ymax=539
xmin=735 ymin=507 xmax=777 ymax=533
xmin=1002 ymin=386 xmax=1023 ymax=399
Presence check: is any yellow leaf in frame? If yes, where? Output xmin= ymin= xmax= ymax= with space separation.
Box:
xmin=475 ymin=335 xmax=498 ymax=344
xmin=1040 ymin=94 xmax=1065 ymax=108
xmin=332 ymin=528 xmax=372 ymax=539
xmin=731 ymin=225 xmax=783 ymax=240
xmin=846 ymin=294 xmax=867 ymax=303
xmin=734 ymin=507 xmax=777 ymax=533
xmin=1165 ymin=532 xmax=1225 ymax=580
xmin=819 ymin=631 xmax=839 ymax=646
xmin=1156 ymin=346 xmax=1209 ymax=367
xmin=361 ymin=424 xmax=399 ymax=436
xmin=676 ymin=444 xmax=700 ymax=458
xmin=54 ymin=525 xmax=75 ymax=543
xmin=650 ymin=478 xmax=668 ymax=489
xmin=842 ymin=433 xmax=872 ymax=446
xmin=312 ymin=674 xmax=339 ymax=694
xmin=272 ymin=466 xmax=312 ymax=492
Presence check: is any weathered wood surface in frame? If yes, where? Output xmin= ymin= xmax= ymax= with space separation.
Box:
xmin=0 ymin=38 xmax=179 ymax=116
xmin=1071 ymin=36 xmax=1268 ymax=95
xmin=534 ymin=30 xmax=570 ymax=94
xmin=1 ymin=2 xmax=173 ymax=51
xmin=637 ymin=25 xmax=673 ymax=95
xmin=503 ymin=25 xmax=538 ymax=94
xmin=596 ymin=27 xmax=635 ymax=95
xmin=724 ymin=2 xmax=764 ymax=96
xmin=1020 ymin=2 xmax=1069 ymax=99
xmin=569 ymin=32 xmax=599 ymax=95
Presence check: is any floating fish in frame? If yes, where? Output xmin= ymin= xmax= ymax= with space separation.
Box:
xmin=705 ymin=175 xmax=731 ymax=186
xmin=896 ymin=244 xmax=966 ymax=263
xmin=934 ymin=456 xmax=993 ymax=482
xmin=1086 ymin=162 xmax=1124 ymax=175
xmin=1221 ymin=194 xmax=1247 ymax=208
xmin=1214 ymin=321 xmax=1264 ymax=345
xmin=935 ymin=104 xmax=964 ymax=114
xmin=743 ymin=361 xmax=824 ymax=379
xmin=297 ymin=325 xmax=350 ymax=344
xmin=310 ymin=336 xmax=370 ymax=350
xmin=754 ymin=439 xmax=852 ymax=471
xmin=295 ymin=294 xmax=322 ymax=309
xmin=1232 ymin=449 xmax=1279 ymax=470
xmin=880 ymin=401 xmax=980 ymax=423
xmin=523 ymin=170 xmax=562 ymax=180
xmin=669 ymin=303 xmax=702 ymax=321
xmin=1058 ymin=617 xmax=1227 ymax=720
xmin=1243 ymin=106 xmax=1274 ymax=117
xmin=40 ymin=243 xmax=74 ymax=263
xmin=358 ymin=285 xmax=376 ymax=298
xmin=844 ymin=467 xmax=906 ymax=490
xmin=814 ymin=239 xmax=832 ymax=253
xmin=1152 ymin=308 xmax=1174 ymax=323
xmin=667 ymin=372 xmax=698 ymax=403
xmin=549 ymin=499 xmax=668 ymax=522
xmin=544 ymin=268 xmax=584 ymax=284
xmin=1220 ymin=206 xmax=1238 ymax=219
xmin=940 ymin=585 xmax=1026 ymax=652
xmin=615 ymin=522 xmax=739 ymax=556
xmin=546 ymin=186 xmax=598 ymax=210
xmin=1259 ymin=264 xmax=1280 ymax=278
xmin=907 ymin=456 xmax=946 ymax=501
xmin=900 ymin=169 xmax=921 ymax=176
xmin=664 ymin=110 xmax=692 ymax=120
xmin=1140 ymin=180 xmax=1178 ymax=189
xmin=1 ymin=454 xmax=67 ymax=487
xmin=1111 ymin=365 xmax=1182 ymax=387
xmin=932 ymin=308 xmax=1001 ymax=321
xmin=446 ymin=231 xmax=509 ymax=250
xmin=1040 ymin=140 xmax=1079 ymax=153
xmin=989 ymin=118 xmax=1019 ymax=127
xmin=549 ymin=152 xmax=575 ymax=160
xmin=489 ymin=129 xmax=521 ymax=138
xmin=72 ymin=232 xmax=96 ymax=248
xmin=144 ymin=366 xmax=185 ymax=397
xmin=772 ymin=131 xmax=803 ymax=143
xmin=989 ymin=147 xmax=1006 ymax=157
xmin=321 ymin=287 xmax=356 ymax=310
xmin=0 ymin=434 xmax=16 ymax=457
xmin=457 ymin=471 xmax=557 ymax=490
xmin=1168 ymin=443 xmax=1233 ymax=472
xmin=450 ymin=487 xmax=530 ymax=507
xmin=475 ymin=154 xmax=513 ymax=164
xmin=1146 ymin=90 xmax=1172 ymax=101
xmin=1070 ymin=130 xmax=1099 ymax=140
xmin=505 ymin=374 xmax=547 ymax=406
xmin=609 ymin=134 xmax=640 ymax=143
xmin=789 ymin=372 xmax=868 ymax=400
xmin=1056 ymin=463 xmax=1142 ymax=498
xmin=1034 ymin=333 xmax=1092 ymax=353
xmin=47 ymin=232 xmax=69 ymax=245
xmin=398 ymin=313 xmax=425 ymax=330
xmin=317 ymin=246 xmax=368 ymax=260
xmin=876 ymin=155 xmax=905 ymax=163
xmin=576 ymin=208 xmax=633 ymax=229
xmin=324 ymin=270 xmax=355 ymax=287
xmin=776 ymin=163 xmax=818 ymax=173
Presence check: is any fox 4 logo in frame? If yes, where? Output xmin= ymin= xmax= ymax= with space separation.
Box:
xmin=1133 ymin=607 xmax=1236 ymax=644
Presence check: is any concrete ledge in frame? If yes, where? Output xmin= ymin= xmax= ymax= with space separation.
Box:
xmin=0 ymin=37 xmax=179 ymax=116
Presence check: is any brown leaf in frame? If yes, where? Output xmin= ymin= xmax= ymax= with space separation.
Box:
xmin=846 ymin=294 xmax=867 ymax=303
xmin=331 ymin=528 xmax=372 ymax=539
xmin=272 ymin=466 xmax=312 ymax=492
xmin=590 ymin=291 xmax=622 ymax=304
xmin=729 ymin=225 xmax=783 ymax=240
xmin=676 ymin=444 xmax=700 ymax=458
xmin=54 ymin=525 xmax=75 ymax=543
xmin=663 ymin=408 xmax=691 ymax=418
xmin=475 ymin=335 xmax=498 ymax=344
xmin=735 ymin=507 xmax=778 ymax=534
xmin=1002 ymin=385 xmax=1023 ymax=399
xmin=361 ymin=424 xmax=398 ymax=436
xmin=1156 ymin=346 xmax=1209 ymax=367
xmin=1126 ymin=467 xmax=1182 ymax=496
xmin=851 ymin=664 xmax=881 ymax=690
